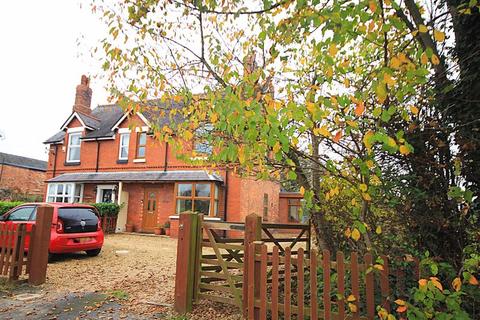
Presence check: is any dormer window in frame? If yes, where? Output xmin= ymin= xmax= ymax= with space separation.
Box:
xmin=118 ymin=132 xmax=130 ymax=160
xmin=67 ymin=132 xmax=81 ymax=163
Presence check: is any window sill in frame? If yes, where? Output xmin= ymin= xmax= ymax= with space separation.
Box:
xmin=133 ymin=158 xmax=146 ymax=163
xmin=117 ymin=159 xmax=128 ymax=164
xmin=64 ymin=161 xmax=80 ymax=166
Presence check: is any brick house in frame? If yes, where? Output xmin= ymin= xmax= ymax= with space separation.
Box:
xmin=43 ymin=76 xmax=302 ymax=234
xmin=0 ymin=152 xmax=47 ymax=200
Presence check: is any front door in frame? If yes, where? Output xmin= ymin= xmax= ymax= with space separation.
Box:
xmin=142 ymin=188 xmax=159 ymax=232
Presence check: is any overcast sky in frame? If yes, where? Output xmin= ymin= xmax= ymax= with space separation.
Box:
xmin=0 ymin=1 xmax=109 ymax=160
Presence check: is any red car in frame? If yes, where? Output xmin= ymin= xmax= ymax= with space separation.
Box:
xmin=0 ymin=203 xmax=104 ymax=259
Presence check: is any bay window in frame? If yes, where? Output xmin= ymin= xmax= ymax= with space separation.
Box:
xmin=175 ymin=183 xmax=219 ymax=216
xmin=67 ymin=132 xmax=81 ymax=162
xmin=47 ymin=183 xmax=83 ymax=203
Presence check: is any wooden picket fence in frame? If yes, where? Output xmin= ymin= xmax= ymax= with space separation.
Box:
xmin=246 ymin=243 xmax=419 ymax=320
xmin=0 ymin=206 xmax=53 ymax=284
xmin=174 ymin=213 xmax=419 ymax=320
xmin=0 ymin=223 xmax=33 ymax=280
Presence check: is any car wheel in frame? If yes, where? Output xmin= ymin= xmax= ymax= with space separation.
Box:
xmin=85 ymin=248 xmax=101 ymax=257
xmin=48 ymin=252 xmax=56 ymax=263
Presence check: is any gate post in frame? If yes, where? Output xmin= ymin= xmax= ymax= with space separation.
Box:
xmin=28 ymin=205 xmax=53 ymax=285
xmin=174 ymin=212 xmax=200 ymax=314
xmin=243 ymin=214 xmax=262 ymax=317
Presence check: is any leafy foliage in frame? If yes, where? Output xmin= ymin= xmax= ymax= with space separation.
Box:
xmin=0 ymin=201 xmax=24 ymax=215
xmin=89 ymin=203 xmax=121 ymax=217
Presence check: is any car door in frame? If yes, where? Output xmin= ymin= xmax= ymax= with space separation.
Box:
xmin=1 ymin=206 xmax=37 ymax=250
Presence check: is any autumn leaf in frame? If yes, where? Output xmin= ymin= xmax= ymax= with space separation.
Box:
xmin=430 ymin=277 xmax=443 ymax=291
xmin=395 ymin=299 xmax=406 ymax=306
xmin=210 ymin=112 xmax=219 ymax=123
xmin=410 ymin=105 xmax=419 ymax=115
xmin=299 ymin=186 xmax=305 ymax=195
xmin=306 ymin=102 xmax=316 ymax=114
xmin=383 ymin=73 xmax=396 ymax=87
xmin=390 ymin=56 xmax=401 ymax=69
xmin=399 ymin=145 xmax=411 ymax=155
xmin=362 ymin=193 xmax=372 ymax=201
xmin=434 ymin=29 xmax=445 ymax=42
xmin=351 ymin=228 xmax=361 ymax=241
xmin=368 ymin=0 xmax=377 ymax=12
xmin=452 ymin=277 xmax=462 ymax=291
xmin=359 ymin=184 xmax=368 ymax=192
xmin=374 ymin=264 xmax=384 ymax=271
xmin=421 ymin=52 xmax=428 ymax=65
xmin=347 ymin=294 xmax=356 ymax=302
xmin=419 ymin=24 xmax=428 ymax=33
xmin=354 ymin=102 xmax=365 ymax=116
xmin=348 ymin=302 xmax=358 ymax=313
xmin=183 ymin=130 xmax=193 ymax=140
xmin=376 ymin=226 xmax=382 ymax=234
xmin=431 ymin=54 xmax=440 ymax=65
xmin=418 ymin=279 xmax=428 ymax=287
xmin=468 ymin=275 xmax=479 ymax=285
xmin=314 ymin=126 xmax=330 ymax=137
xmin=328 ymin=43 xmax=338 ymax=57
xmin=345 ymin=227 xmax=352 ymax=238
xmin=396 ymin=305 xmax=407 ymax=313
xmin=333 ymin=130 xmax=343 ymax=143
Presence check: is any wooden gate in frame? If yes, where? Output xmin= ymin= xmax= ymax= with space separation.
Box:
xmin=174 ymin=212 xmax=311 ymax=314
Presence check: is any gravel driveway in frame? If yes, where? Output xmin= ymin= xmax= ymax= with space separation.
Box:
xmin=0 ymin=234 xmax=241 ymax=319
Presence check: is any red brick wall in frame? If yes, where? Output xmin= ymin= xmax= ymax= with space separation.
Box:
xmin=0 ymin=164 xmax=46 ymax=199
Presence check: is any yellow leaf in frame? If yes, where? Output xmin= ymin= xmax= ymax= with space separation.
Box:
xmin=387 ymin=315 xmax=395 ymax=320
xmin=469 ymin=275 xmax=479 ymax=285
xmin=210 ymin=112 xmax=219 ymax=123
xmin=299 ymin=186 xmax=305 ymax=195
xmin=452 ymin=277 xmax=462 ymax=292
xmin=359 ymin=184 xmax=368 ymax=192
xmin=162 ymin=125 xmax=173 ymax=134
xmin=395 ymin=299 xmax=406 ymax=306
xmin=273 ymin=141 xmax=281 ymax=153
xmin=347 ymin=294 xmax=356 ymax=302
xmin=351 ymin=198 xmax=357 ymax=206
xmin=351 ymin=228 xmax=361 ymax=241
xmin=366 ymin=160 xmax=375 ymax=168
xmin=430 ymin=278 xmax=443 ymax=291
xmin=434 ymin=29 xmax=445 ymax=42
xmin=314 ymin=126 xmax=331 ymax=137
xmin=383 ymin=73 xmax=396 ymax=87
xmin=345 ymin=227 xmax=352 ymax=238
xmin=344 ymin=78 xmax=350 ymax=88
xmin=363 ymin=130 xmax=374 ymax=149
xmin=183 ymin=130 xmax=193 ymax=141
xmin=328 ymin=43 xmax=338 ymax=57
xmin=347 ymin=120 xmax=358 ymax=128
xmin=410 ymin=105 xmax=419 ymax=115
xmin=419 ymin=24 xmax=428 ymax=33
xmin=374 ymin=264 xmax=384 ymax=271
xmin=369 ymin=0 xmax=377 ymax=12
xmin=419 ymin=279 xmax=428 ymax=287
xmin=348 ymin=302 xmax=358 ymax=313
xmin=362 ymin=193 xmax=372 ymax=201
xmin=354 ymin=102 xmax=365 ymax=116
xmin=431 ymin=54 xmax=440 ymax=65
xmin=421 ymin=52 xmax=428 ymax=65
xmin=376 ymin=226 xmax=382 ymax=234
xmin=326 ymin=66 xmax=333 ymax=78
xmin=387 ymin=137 xmax=397 ymax=148
xmin=306 ymin=102 xmax=316 ymax=114
xmin=390 ymin=56 xmax=401 ymax=69
xmin=399 ymin=145 xmax=411 ymax=155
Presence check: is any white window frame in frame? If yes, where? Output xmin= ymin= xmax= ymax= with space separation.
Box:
xmin=66 ymin=132 xmax=82 ymax=163
xmin=118 ymin=132 xmax=130 ymax=160
xmin=46 ymin=183 xmax=83 ymax=203
xmin=96 ymin=185 xmax=116 ymax=203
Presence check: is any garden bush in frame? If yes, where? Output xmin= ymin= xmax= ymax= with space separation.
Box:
xmin=89 ymin=203 xmax=120 ymax=217
xmin=0 ymin=201 xmax=24 ymax=215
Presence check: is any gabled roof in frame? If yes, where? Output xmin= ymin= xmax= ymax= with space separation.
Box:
xmin=44 ymin=100 xmax=185 ymax=144
xmin=0 ymin=152 xmax=47 ymax=172
xmin=47 ymin=170 xmax=223 ymax=183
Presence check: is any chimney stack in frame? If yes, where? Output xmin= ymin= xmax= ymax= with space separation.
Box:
xmin=73 ymin=75 xmax=92 ymax=115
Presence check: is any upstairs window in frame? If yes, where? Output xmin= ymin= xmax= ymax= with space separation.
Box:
xmin=136 ymin=132 xmax=147 ymax=158
xmin=194 ymin=124 xmax=213 ymax=156
xmin=67 ymin=132 xmax=81 ymax=162
xmin=118 ymin=133 xmax=130 ymax=160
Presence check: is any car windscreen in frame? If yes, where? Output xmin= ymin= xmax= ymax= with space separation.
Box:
xmin=58 ymin=207 xmax=99 ymax=233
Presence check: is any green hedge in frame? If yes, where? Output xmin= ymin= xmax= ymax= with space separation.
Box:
xmin=0 ymin=201 xmax=24 ymax=215
xmin=89 ymin=203 xmax=120 ymax=217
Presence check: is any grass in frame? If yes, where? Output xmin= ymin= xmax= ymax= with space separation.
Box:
xmin=106 ymin=289 xmax=129 ymax=300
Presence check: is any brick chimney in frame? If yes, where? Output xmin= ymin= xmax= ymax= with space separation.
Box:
xmin=73 ymin=75 xmax=92 ymax=115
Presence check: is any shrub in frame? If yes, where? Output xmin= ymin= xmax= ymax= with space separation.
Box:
xmin=89 ymin=203 xmax=120 ymax=217
xmin=0 ymin=201 xmax=24 ymax=215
